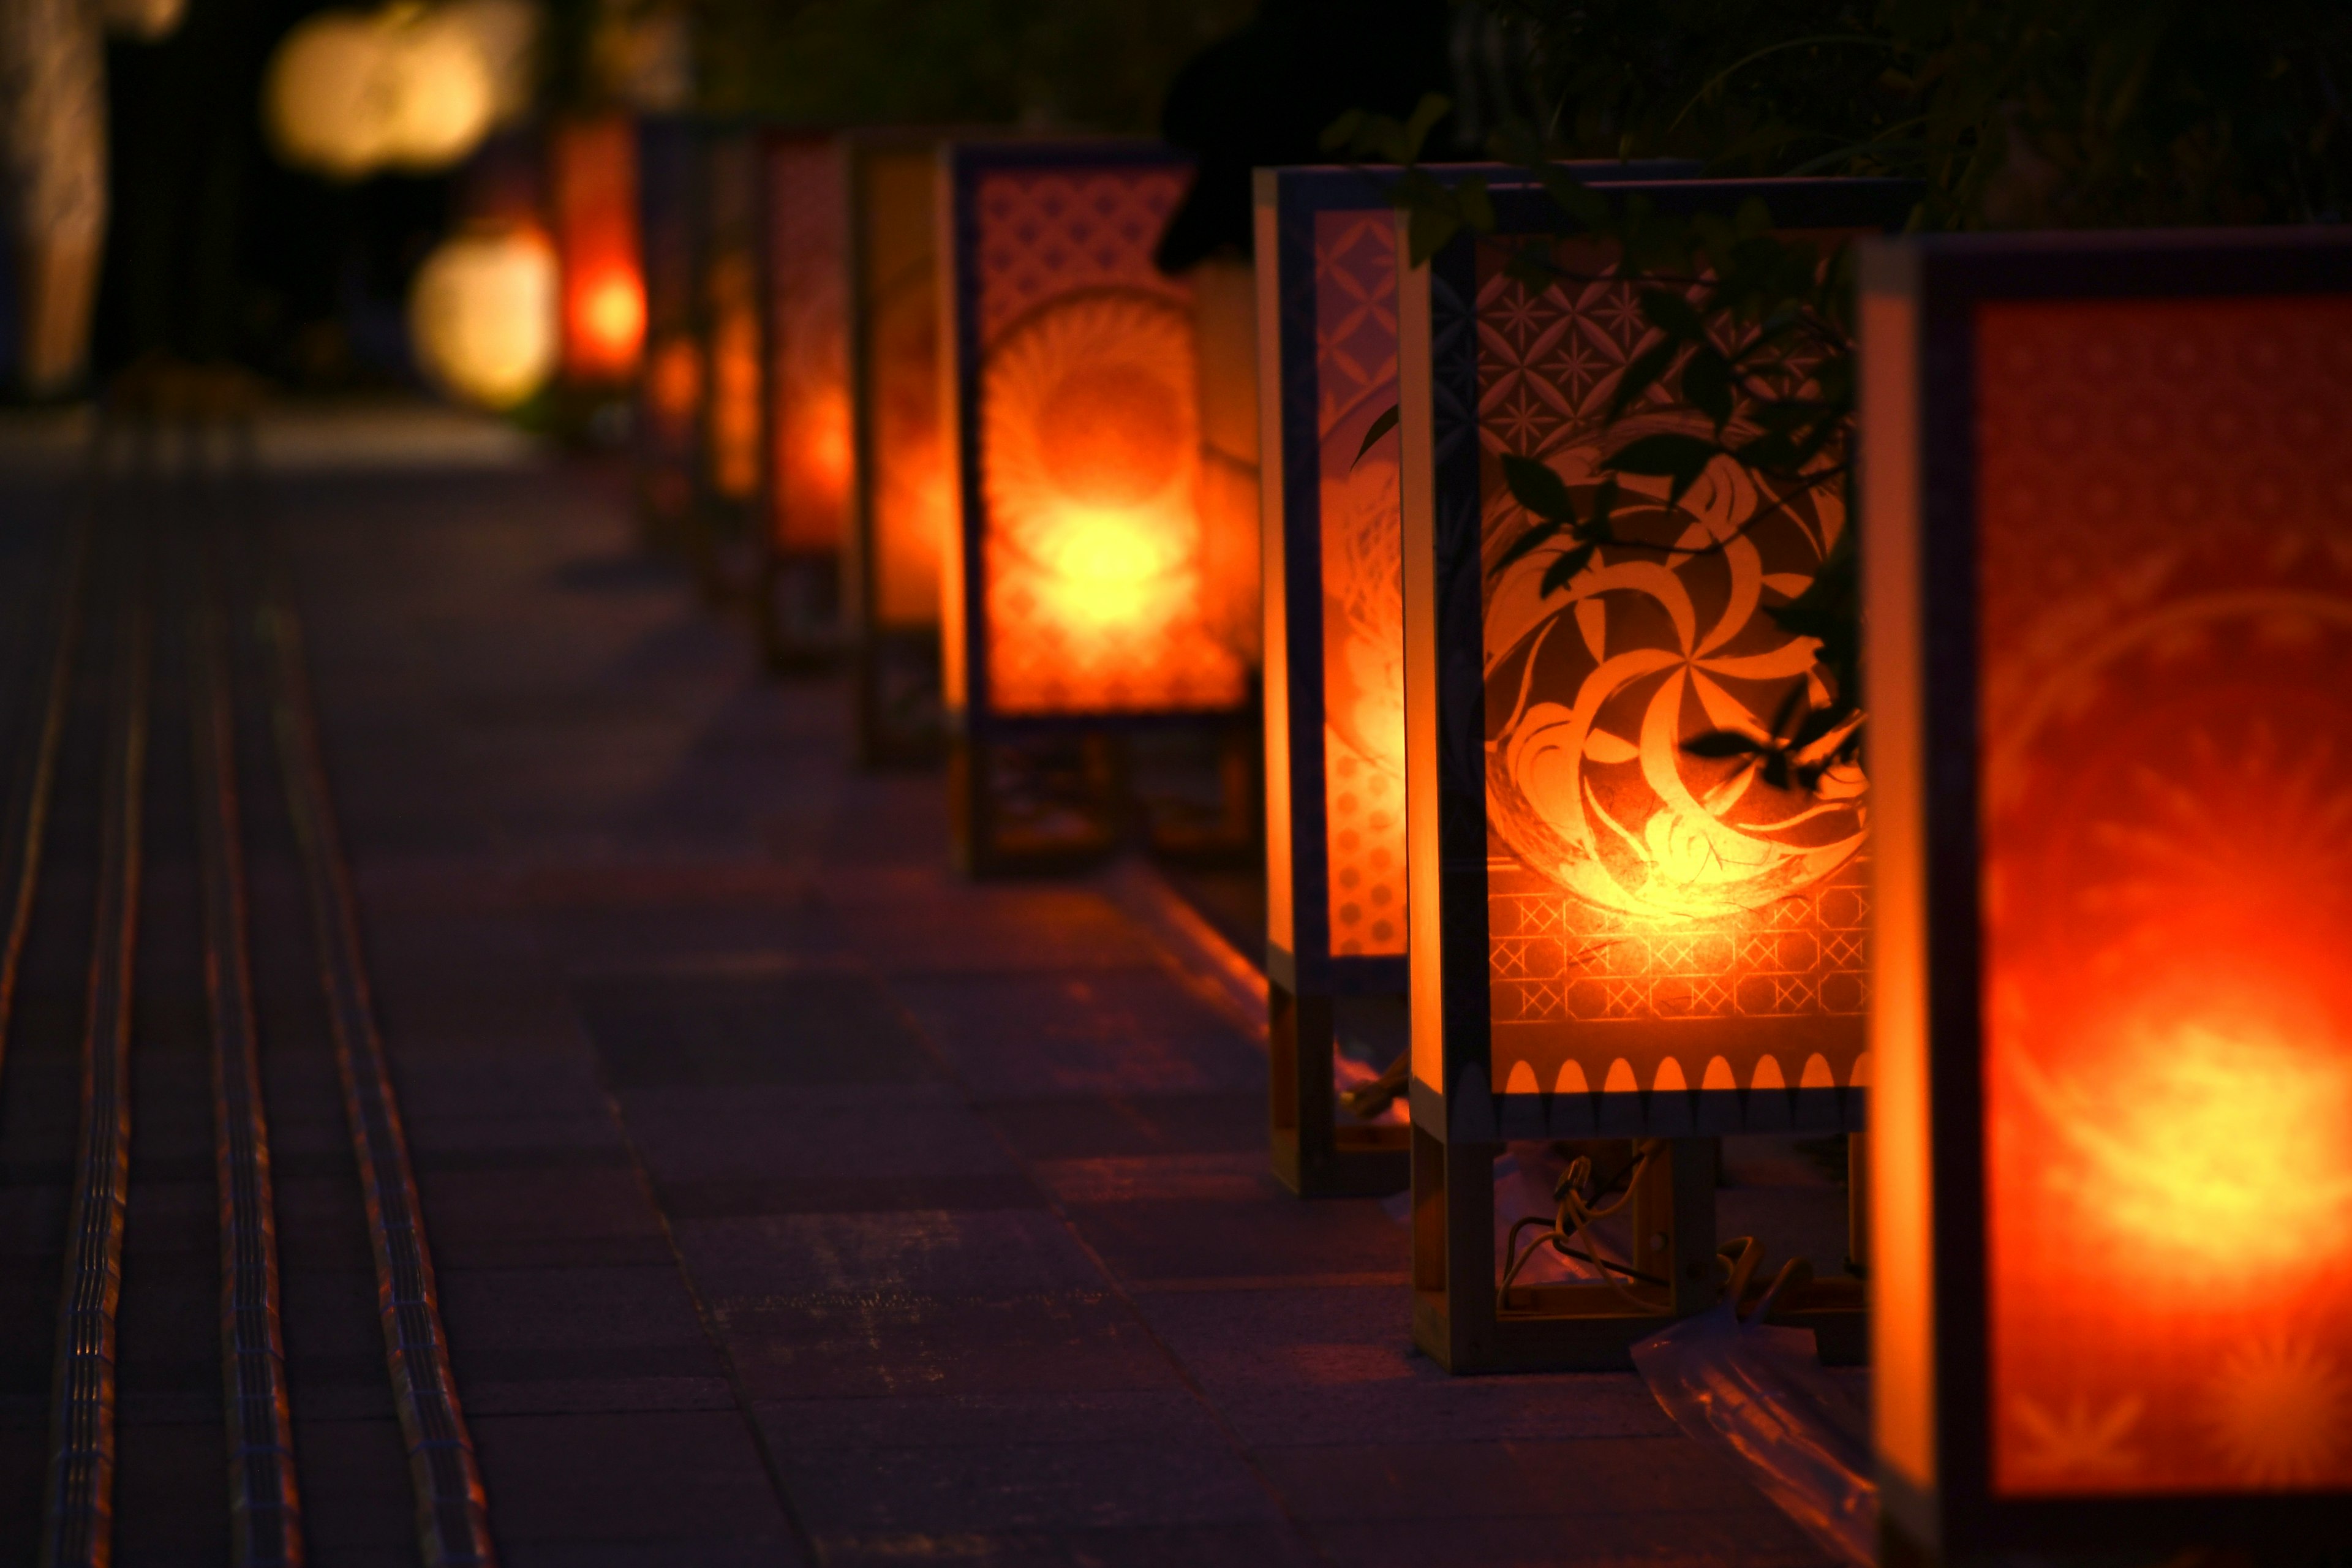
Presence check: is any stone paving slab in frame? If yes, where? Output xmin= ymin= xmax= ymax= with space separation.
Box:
xmin=272 ymin=443 xmax=1836 ymax=1567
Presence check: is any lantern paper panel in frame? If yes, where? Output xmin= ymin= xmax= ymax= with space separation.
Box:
xmin=945 ymin=142 xmax=1250 ymax=723
xmin=1979 ymin=298 xmax=2352 ymax=1499
xmin=765 ymin=135 xmax=851 ymax=556
xmin=1861 ymin=230 xmax=2352 ymax=1555
xmin=549 ymin=115 xmax=643 ymax=383
xmin=702 ymin=129 xmax=764 ymax=505
xmin=1408 ymin=183 xmax=1911 ymax=1144
xmin=856 ymin=143 xmax=951 ymax=633
xmin=636 ymin=117 xmax=701 ymax=526
xmin=1258 ymin=164 xmax=1697 ymax=995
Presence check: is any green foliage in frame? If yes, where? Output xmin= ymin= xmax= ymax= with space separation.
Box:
xmin=1351 ymin=2 xmax=2350 ymax=792
xmin=687 ymin=0 xmax=1254 ymax=131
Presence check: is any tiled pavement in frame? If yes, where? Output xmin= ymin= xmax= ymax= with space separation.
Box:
xmin=263 ymin=434 xmax=1834 ymax=1567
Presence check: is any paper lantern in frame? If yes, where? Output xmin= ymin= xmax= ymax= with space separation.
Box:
xmin=701 ymin=129 xmax=765 ymax=514
xmin=407 ymin=225 xmax=557 ymax=409
xmin=760 ymin=132 xmax=851 ymax=668
xmin=1396 ymin=177 xmax=1913 ymax=1371
xmin=1254 ymin=162 xmax=1694 ymax=1198
xmin=634 ymin=116 xmax=700 ymax=540
xmin=549 ymin=116 xmax=644 ymax=383
xmin=1860 ymin=229 xmax=2352 ymax=1555
xmin=844 ymin=132 xmax=954 ymax=764
xmin=938 ymin=141 xmax=1260 ymax=871
xmin=264 ymin=5 xmax=498 ymax=179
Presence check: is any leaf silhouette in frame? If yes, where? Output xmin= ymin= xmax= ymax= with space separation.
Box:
xmin=1501 ymin=454 xmax=1577 ymax=521
xmin=1352 ymin=404 xmax=1401 ymax=469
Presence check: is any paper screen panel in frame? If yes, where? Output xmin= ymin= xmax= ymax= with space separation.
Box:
xmin=551 ymin=118 xmax=643 ymax=380
xmin=1473 ymin=236 xmax=1868 ymax=1125
xmin=1978 ymin=296 xmax=2352 ymax=1498
xmin=768 ymin=141 xmax=850 ymax=552
xmin=1314 ymin=208 xmax=1406 ymax=957
xmin=862 ymin=149 xmax=948 ymax=628
xmin=971 ymin=165 xmax=1248 ymax=715
xmin=704 ymin=136 xmax=762 ymax=502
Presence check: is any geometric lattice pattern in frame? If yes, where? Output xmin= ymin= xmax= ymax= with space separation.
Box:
xmin=1314 ymin=209 xmax=1406 ymax=956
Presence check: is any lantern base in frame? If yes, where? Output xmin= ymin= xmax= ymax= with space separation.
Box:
xmin=949 ymin=733 xmax=1127 ymax=877
xmin=853 ymin=628 xmax=943 ymax=769
xmin=758 ymin=549 xmax=842 ymax=674
xmin=1271 ymin=985 xmax=1409 ymax=1197
xmin=1409 ymin=1130 xmax=1868 ymax=1371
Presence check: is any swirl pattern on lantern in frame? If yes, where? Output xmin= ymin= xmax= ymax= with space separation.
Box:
xmin=1484 ymin=434 xmax=1864 ymax=923
xmin=979 ymin=291 xmax=1246 ymax=714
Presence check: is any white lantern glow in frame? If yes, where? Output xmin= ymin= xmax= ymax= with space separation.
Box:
xmin=263 ymin=3 xmax=503 ymax=179
xmin=407 ymin=228 xmax=558 ymax=409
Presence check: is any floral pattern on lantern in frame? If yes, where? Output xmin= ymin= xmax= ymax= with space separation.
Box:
xmin=1978 ymin=295 xmax=2352 ymax=1498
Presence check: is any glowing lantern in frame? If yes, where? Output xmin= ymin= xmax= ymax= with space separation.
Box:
xmin=1255 ymin=162 xmax=1693 ymax=1198
xmin=634 ymin=116 xmax=700 ymax=541
xmin=1396 ymin=178 xmax=1912 ymax=1370
xmin=407 ymin=225 xmax=557 ymax=409
xmin=761 ymin=132 xmax=851 ymax=667
xmin=549 ymin=116 xmax=644 ymax=383
xmin=1860 ymin=230 xmax=2352 ymax=1552
xmin=264 ymin=4 xmax=499 ymax=180
xmin=701 ymin=128 xmax=766 ymax=521
xmin=845 ymin=132 xmax=954 ymax=763
xmin=938 ymin=141 xmax=1259 ymax=870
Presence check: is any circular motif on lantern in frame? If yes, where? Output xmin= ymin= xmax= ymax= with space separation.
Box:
xmin=407 ymin=227 xmax=558 ymax=409
xmin=264 ymin=5 xmax=497 ymax=180
xmin=981 ymin=291 xmax=1197 ymax=626
xmin=1482 ymin=423 xmax=1864 ymax=925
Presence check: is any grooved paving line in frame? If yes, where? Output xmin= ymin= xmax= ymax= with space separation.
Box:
xmin=260 ymin=525 xmax=497 ymax=1566
xmin=192 ymin=545 xmax=305 ymax=1567
xmin=43 ymin=538 xmax=146 ymax=1567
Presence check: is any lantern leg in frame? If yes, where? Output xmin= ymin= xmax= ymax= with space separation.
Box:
xmin=758 ymin=549 xmax=840 ymax=675
xmin=1411 ymin=1133 xmax=1724 ymax=1373
xmin=1270 ymin=984 xmax=1408 ymax=1197
xmin=853 ymin=627 xmax=942 ymax=769
xmin=950 ymin=731 xmax=1125 ymax=877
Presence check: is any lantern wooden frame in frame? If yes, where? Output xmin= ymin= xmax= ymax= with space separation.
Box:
xmin=1255 ymin=162 xmax=1698 ymax=1199
xmin=633 ymin=115 xmax=703 ymax=556
xmin=757 ymin=130 xmax=850 ymax=672
xmin=1860 ymin=228 xmax=2352 ymax=1561
xmin=694 ymin=121 xmax=769 ymax=605
xmin=844 ymin=128 xmax=958 ymax=767
xmin=938 ymin=140 xmax=1257 ymax=876
xmin=1398 ymin=177 xmax=1913 ymax=1371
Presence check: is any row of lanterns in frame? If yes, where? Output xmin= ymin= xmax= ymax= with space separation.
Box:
xmin=430 ymin=114 xmax=2352 ymax=1556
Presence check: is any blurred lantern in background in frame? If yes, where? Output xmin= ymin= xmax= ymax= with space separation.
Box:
xmin=938 ymin=141 xmax=1257 ymax=873
xmin=844 ymin=130 xmax=952 ymax=765
xmin=264 ymin=0 xmax=538 ymax=179
xmin=701 ymin=129 xmax=764 ymax=512
xmin=760 ymin=132 xmax=851 ymax=669
xmin=549 ymin=116 xmax=644 ymax=385
xmin=634 ymin=116 xmax=701 ymax=546
xmin=1862 ymin=228 xmax=2352 ymax=1556
xmin=407 ymin=224 xmax=557 ymax=408
xmin=1398 ymin=178 xmax=1912 ymax=1373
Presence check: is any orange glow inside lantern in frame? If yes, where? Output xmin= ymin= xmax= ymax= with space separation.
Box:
xmin=767 ymin=138 xmax=851 ymax=554
xmin=1314 ymin=208 xmax=1408 ymax=958
xmin=1470 ymin=236 xmax=1868 ymax=1116
xmin=550 ymin=117 xmax=643 ymax=380
xmin=706 ymin=249 xmax=761 ymax=500
xmin=961 ymin=163 xmax=1248 ymax=718
xmin=1971 ymin=295 xmax=2352 ymax=1498
xmin=647 ymin=333 xmax=701 ymax=443
xmin=859 ymin=148 xmax=949 ymax=629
